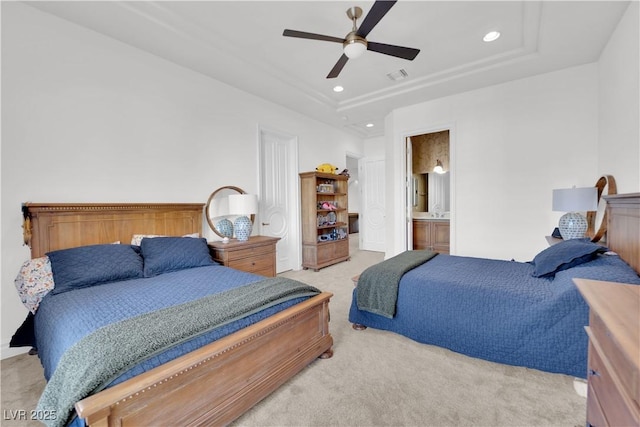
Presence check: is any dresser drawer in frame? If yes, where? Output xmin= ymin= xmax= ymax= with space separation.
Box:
xmin=227 ymin=253 xmax=273 ymax=274
xmin=587 ymin=338 xmax=639 ymax=426
xmin=586 ymin=385 xmax=608 ymax=427
xmin=590 ymin=312 xmax=640 ymax=406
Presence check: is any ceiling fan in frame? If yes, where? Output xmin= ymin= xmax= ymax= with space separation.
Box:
xmin=283 ymin=0 xmax=420 ymax=79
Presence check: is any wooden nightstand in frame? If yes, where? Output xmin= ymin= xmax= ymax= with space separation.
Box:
xmin=209 ymin=236 xmax=280 ymax=277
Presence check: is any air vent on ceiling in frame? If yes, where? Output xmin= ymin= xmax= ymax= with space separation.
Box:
xmin=386 ymin=69 xmax=408 ymax=81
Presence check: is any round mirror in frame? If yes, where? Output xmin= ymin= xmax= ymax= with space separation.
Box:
xmin=586 ymin=175 xmax=616 ymax=243
xmin=205 ymin=186 xmax=256 ymax=238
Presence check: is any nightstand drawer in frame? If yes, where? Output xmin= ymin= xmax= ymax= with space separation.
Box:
xmin=225 ymin=244 xmax=273 ymax=261
xmin=227 ymin=253 xmax=273 ymax=273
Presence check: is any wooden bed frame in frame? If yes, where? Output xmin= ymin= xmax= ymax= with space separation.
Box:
xmin=603 ymin=193 xmax=640 ymax=274
xmin=23 ymin=203 xmax=334 ymax=427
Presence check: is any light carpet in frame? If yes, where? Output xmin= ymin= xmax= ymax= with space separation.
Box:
xmin=2 ymin=237 xmax=585 ymax=426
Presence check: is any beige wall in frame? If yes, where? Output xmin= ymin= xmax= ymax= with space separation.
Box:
xmin=411 ymin=131 xmax=450 ymax=175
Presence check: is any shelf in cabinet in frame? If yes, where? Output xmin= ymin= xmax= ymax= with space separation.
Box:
xmin=315 ymin=237 xmax=348 ymax=246
xmin=317 ymin=208 xmax=347 ymax=213
xmin=317 ymin=222 xmax=347 ymax=230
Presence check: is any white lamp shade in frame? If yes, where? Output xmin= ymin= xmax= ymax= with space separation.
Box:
xmin=228 ymin=194 xmax=258 ymax=215
xmin=210 ymin=197 xmax=229 ymax=216
xmin=552 ymin=187 xmax=597 ymax=212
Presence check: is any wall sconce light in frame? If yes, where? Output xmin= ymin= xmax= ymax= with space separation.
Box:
xmin=433 ymin=159 xmax=445 ymax=174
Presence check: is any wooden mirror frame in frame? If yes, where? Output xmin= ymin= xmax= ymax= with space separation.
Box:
xmin=205 ymin=186 xmax=255 ymax=238
xmin=586 ymin=175 xmax=617 ymax=242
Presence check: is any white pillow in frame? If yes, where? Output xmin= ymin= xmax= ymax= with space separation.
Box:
xmin=131 ymin=233 xmax=199 ymax=246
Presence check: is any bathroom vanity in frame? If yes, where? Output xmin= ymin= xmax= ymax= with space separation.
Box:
xmin=412 ymin=216 xmax=450 ymax=254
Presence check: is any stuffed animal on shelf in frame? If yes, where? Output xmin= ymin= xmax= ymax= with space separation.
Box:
xmin=338 ymin=168 xmax=350 ymax=177
xmin=316 ymin=163 xmax=338 ymax=174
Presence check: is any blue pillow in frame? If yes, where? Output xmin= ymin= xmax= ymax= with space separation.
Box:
xmin=47 ymin=244 xmax=144 ymax=294
xmin=531 ymin=238 xmax=608 ymax=278
xmin=140 ymin=237 xmax=214 ymax=277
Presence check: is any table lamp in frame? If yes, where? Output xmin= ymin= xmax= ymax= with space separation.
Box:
xmin=552 ymin=186 xmax=597 ymax=240
xmin=228 ymin=194 xmax=258 ymax=241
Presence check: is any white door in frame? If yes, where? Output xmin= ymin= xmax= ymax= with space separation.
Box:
xmin=360 ymin=156 xmax=385 ymax=252
xmin=258 ymin=127 xmax=300 ymax=273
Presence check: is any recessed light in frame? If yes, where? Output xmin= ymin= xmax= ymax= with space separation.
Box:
xmin=365 ymin=123 xmax=374 ymax=128
xmin=333 ymin=85 xmax=344 ymax=92
xmin=483 ymin=31 xmax=500 ymax=42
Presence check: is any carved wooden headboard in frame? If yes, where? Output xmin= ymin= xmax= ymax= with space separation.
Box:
xmin=23 ymin=203 xmax=204 ymax=258
xmin=604 ymin=193 xmax=640 ymax=275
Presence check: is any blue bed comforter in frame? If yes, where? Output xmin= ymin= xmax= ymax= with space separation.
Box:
xmin=35 ymin=264 xmax=311 ymax=425
xmin=349 ymin=253 xmax=640 ymax=378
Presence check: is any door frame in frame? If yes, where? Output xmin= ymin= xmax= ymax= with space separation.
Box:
xmin=345 ymin=151 xmax=362 ymax=249
xmin=403 ymin=124 xmax=456 ymax=254
xmin=257 ymin=124 xmax=301 ymax=272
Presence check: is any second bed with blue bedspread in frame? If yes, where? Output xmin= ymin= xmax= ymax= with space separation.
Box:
xmin=349 ymin=242 xmax=640 ymax=379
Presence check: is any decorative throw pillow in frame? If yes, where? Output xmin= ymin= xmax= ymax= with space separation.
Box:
xmin=531 ymin=239 xmax=608 ymax=278
xmin=14 ymin=256 xmax=55 ymax=313
xmin=47 ymin=244 xmax=144 ymax=294
xmin=140 ymin=237 xmax=214 ymax=277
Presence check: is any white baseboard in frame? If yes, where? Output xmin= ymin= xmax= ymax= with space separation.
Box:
xmin=573 ymin=378 xmax=588 ymax=398
xmin=1 ymin=339 xmax=30 ymax=360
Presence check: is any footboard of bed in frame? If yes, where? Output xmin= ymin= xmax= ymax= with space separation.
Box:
xmin=75 ymin=292 xmax=333 ymax=427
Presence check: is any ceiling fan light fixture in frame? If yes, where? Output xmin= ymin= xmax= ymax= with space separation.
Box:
xmin=343 ymin=38 xmax=367 ymax=59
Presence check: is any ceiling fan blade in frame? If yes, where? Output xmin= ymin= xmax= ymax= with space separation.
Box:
xmin=283 ymin=29 xmax=345 ymax=44
xmin=367 ymin=41 xmax=420 ymax=60
xmin=356 ymin=0 xmax=397 ymax=38
xmin=327 ymin=54 xmax=349 ymax=79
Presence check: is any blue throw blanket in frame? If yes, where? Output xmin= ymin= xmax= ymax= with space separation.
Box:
xmin=37 ymin=277 xmax=319 ymax=427
xmin=356 ymin=250 xmax=437 ymax=318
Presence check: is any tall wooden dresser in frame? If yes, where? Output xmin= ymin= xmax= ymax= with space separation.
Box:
xmin=574 ymin=278 xmax=640 ymax=427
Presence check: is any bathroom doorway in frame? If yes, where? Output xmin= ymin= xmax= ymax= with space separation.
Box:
xmin=406 ymin=129 xmax=451 ymax=253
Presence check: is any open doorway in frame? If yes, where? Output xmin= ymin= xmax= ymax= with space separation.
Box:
xmin=406 ymin=130 xmax=451 ymax=254
xmin=346 ymin=153 xmax=361 ymax=250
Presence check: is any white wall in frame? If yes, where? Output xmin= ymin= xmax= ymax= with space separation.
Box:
xmin=363 ymin=136 xmax=386 ymax=158
xmin=598 ymin=1 xmax=640 ymax=192
xmin=384 ymin=0 xmax=639 ymax=262
xmin=386 ymin=64 xmax=600 ymax=262
xmin=0 ymin=3 xmax=363 ymax=357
